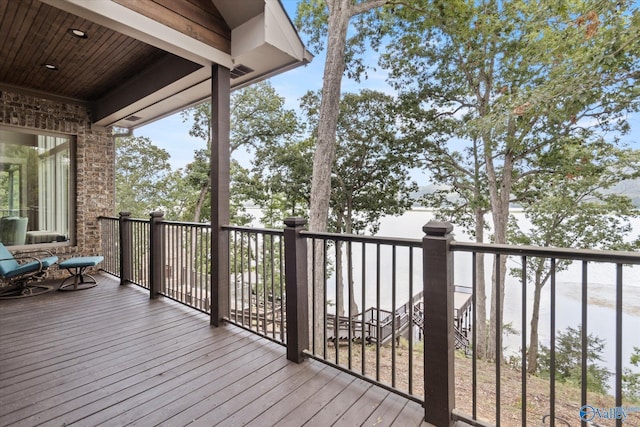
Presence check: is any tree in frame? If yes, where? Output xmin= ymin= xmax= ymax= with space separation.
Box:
xmin=115 ymin=136 xmax=187 ymax=218
xmin=296 ymin=0 xmax=397 ymax=234
xmin=297 ymin=0 xmax=401 ymax=345
xmin=301 ymin=89 xmax=418 ymax=317
xmin=180 ymin=81 xmax=300 ymax=223
xmin=537 ymin=325 xmax=611 ymax=394
xmin=623 ymin=347 xmax=640 ymax=403
xmin=235 ymin=138 xmax=313 ymax=228
xmin=383 ymin=0 xmax=640 ymax=359
xmin=510 ymin=140 xmax=640 ymax=373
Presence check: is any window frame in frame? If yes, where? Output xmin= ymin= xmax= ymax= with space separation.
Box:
xmin=0 ymin=125 xmax=77 ymax=249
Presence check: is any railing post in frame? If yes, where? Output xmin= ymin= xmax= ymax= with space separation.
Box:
xmin=284 ymin=217 xmax=309 ymax=363
xmin=422 ymin=220 xmax=455 ymax=426
xmin=149 ymin=211 xmax=164 ymax=299
xmin=118 ymin=212 xmax=132 ymax=286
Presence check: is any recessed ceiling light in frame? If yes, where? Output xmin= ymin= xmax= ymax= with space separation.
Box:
xmin=43 ymin=63 xmax=58 ymax=70
xmin=68 ymin=28 xmax=88 ymax=38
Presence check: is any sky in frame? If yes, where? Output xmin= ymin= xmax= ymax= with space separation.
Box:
xmin=136 ymin=0 xmax=640 ymax=187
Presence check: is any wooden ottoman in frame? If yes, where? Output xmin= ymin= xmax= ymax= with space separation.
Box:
xmin=58 ymin=256 xmax=104 ymax=291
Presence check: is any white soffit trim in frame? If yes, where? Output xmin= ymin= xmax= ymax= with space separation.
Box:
xmin=264 ymin=0 xmax=308 ymax=61
xmin=41 ymin=0 xmax=233 ymax=68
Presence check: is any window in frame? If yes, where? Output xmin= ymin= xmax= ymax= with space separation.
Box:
xmin=0 ymin=127 xmax=75 ymax=246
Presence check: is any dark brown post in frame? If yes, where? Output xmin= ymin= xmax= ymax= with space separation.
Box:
xmin=284 ymin=217 xmax=309 ymax=363
xmin=149 ymin=211 xmax=164 ymax=299
xmin=210 ymin=64 xmax=231 ymax=326
xmin=118 ymin=212 xmax=132 ymax=286
xmin=422 ymin=220 xmax=455 ymax=426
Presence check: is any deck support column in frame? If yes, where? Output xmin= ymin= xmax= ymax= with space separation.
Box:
xmin=149 ymin=211 xmax=164 ymax=299
xmin=284 ymin=217 xmax=309 ymax=363
xmin=210 ymin=64 xmax=230 ymax=326
xmin=118 ymin=212 xmax=132 ymax=286
xmin=422 ymin=221 xmax=455 ymax=426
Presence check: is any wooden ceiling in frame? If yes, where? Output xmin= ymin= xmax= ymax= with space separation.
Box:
xmin=0 ymin=0 xmax=310 ymax=129
xmin=0 ymin=0 xmax=168 ymax=101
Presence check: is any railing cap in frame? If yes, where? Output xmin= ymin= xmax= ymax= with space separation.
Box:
xmin=284 ymin=217 xmax=307 ymax=228
xmin=150 ymin=211 xmax=165 ymax=218
xmin=423 ymin=220 xmax=453 ymax=236
xmin=119 ymin=211 xmax=131 ymax=218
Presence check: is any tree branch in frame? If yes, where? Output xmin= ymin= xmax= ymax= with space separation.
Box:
xmin=350 ymin=0 xmax=390 ymax=16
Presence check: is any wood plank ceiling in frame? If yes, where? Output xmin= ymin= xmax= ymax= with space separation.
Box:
xmin=0 ymin=0 xmax=168 ymax=101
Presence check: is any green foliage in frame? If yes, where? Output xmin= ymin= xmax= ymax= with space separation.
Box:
xmin=300 ymin=89 xmax=418 ymax=234
xmin=623 ymin=346 xmax=640 ymax=403
xmin=383 ymin=0 xmax=640 ymax=231
xmin=537 ymin=325 xmax=611 ymax=394
xmin=115 ymin=136 xmax=188 ymax=219
xmin=180 ymin=81 xmax=301 ymax=224
xmin=295 ymin=0 xmax=396 ymax=81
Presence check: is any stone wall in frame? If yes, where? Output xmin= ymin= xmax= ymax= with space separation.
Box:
xmin=0 ymin=88 xmax=115 ymax=275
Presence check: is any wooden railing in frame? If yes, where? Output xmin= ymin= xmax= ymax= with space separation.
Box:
xmin=98 ymin=214 xmax=640 ymax=427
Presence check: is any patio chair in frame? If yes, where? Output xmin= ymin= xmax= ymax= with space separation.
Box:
xmin=0 ymin=243 xmax=58 ymax=297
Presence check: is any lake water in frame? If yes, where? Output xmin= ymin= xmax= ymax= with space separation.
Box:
xmin=248 ymin=207 xmax=640 ymax=379
xmin=376 ymin=209 xmax=640 ymax=381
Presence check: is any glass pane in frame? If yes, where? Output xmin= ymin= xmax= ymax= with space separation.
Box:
xmin=0 ymin=128 xmax=72 ymax=246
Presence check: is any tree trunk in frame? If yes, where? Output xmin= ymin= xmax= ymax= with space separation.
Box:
xmin=307 ymin=0 xmax=351 ymax=355
xmin=305 ymin=0 xmax=389 ymax=356
xmin=474 ymin=209 xmax=488 ymax=359
xmin=193 ymin=178 xmax=209 ymax=223
xmin=528 ymin=261 xmax=553 ymax=373
xmin=527 ymin=268 xmax=544 ymax=373
xmin=308 ymin=1 xmax=350 ymax=234
xmin=485 ymin=146 xmax=514 ymax=361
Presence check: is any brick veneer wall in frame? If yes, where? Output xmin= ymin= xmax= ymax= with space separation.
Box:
xmin=0 ymin=89 xmax=115 ymax=276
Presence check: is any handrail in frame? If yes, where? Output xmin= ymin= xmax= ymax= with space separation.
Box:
xmin=451 ymin=241 xmax=640 ymax=264
xmin=301 ymin=229 xmax=422 ymax=247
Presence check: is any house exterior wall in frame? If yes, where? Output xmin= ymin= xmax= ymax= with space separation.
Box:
xmin=0 ymin=88 xmax=115 ymax=275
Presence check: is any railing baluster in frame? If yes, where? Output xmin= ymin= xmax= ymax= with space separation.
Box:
xmin=581 ymin=260 xmax=588 ymax=427
xmin=242 ymin=231 xmax=247 ymax=328
xmin=347 ymin=240 xmax=353 ymax=371
xmin=361 ymin=241 xmax=366 ymax=377
xmin=376 ymin=243 xmax=381 ymax=381
xmin=550 ymin=258 xmax=557 ymax=427
xmin=392 ymin=245 xmax=397 ymax=388
xmin=323 ymin=238 xmax=328 ymax=360
xmin=270 ymin=234 xmax=276 ymax=340
xmin=233 ymin=230 xmax=238 ymax=323
xmin=495 ymin=254 xmax=501 ymax=426
xmin=335 ymin=239 xmax=340 ymax=365
xmin=408 ymin=246 xmax=414 ymax=395
xmin=262 ymin=233 xmax=267 ymax=336
xmin=312 ymin=237 xmax=317 ymax=355
xmin=254 ymin=232 xmax=259 ymax=332
xmin=615 ymin=263 xmax=622 ymax=427
xmin=521 ymin=255 xmax=527 ymax=427
xmin=279 ymin=235 xmax=285 ymax=343
xmin=472 ymin=251 xmax=477 ymax=421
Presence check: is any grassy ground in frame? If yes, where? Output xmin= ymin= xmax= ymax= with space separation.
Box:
xmin=324 ymin=340 xmax=640 ymax=426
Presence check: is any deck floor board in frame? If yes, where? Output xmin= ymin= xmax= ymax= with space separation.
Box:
xmin=0 ymin=274 xmax=427 ymax=426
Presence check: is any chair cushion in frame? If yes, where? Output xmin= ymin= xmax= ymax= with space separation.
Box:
xmin=0 ymin=243 xmax=19 ymax=278
xmin=59 ymin=256 xmax=104 ymax=269
xmin=3 ymin=256 xmax=58 ymax=278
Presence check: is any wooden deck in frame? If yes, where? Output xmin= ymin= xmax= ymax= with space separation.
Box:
xmin=0 ymin=274 xmax=428 ymax=426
